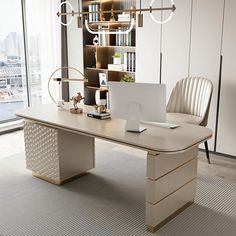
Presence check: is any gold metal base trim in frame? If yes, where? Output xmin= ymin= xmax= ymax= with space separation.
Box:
xmin=32 ymin=171 xmax=88 ymax=185
xmin=146 ymin=201 xmax=194 ymax=233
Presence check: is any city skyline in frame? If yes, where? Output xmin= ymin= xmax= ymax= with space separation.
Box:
xmin=0 ymin=31 xmax=40 ymax=60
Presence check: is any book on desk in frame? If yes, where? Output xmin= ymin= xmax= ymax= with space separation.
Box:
xmin=87 ymin=112 xmax=111 ymax=120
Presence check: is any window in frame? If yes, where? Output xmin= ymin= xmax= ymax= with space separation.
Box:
xmin=0 ymin=0 xmax=61 ymax=124
xmin=0 ymin=0 xmax=28 ymax=122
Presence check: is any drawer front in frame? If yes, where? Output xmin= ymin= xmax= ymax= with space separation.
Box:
xmin=147 ymin=158 xmax=197 ymax=204
xmin=147 ymin=146 xmax=198 ymax=180
xmin=146 ymin=178 xmax=197 ymax=227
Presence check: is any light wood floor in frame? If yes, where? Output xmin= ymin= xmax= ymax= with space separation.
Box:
xmin=0 ymin=130 xmax=235 ymax=184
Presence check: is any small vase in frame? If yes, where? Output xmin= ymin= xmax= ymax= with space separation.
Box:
xmin=113 ymin=57 xmax=121 ymax=65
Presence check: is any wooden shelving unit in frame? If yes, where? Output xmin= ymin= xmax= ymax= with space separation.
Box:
xmin=82 ymin=0 xmax=136 ymax=105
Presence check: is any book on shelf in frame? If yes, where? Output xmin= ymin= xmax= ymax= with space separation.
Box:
xmin=108 ymin=64 xmax=124 ymax=71
xmin=124 ymin=52 xmax=136 ymax=72
xmin=88 ymin=4 xmax=93 ymax=22
xmin=98 ymin=26 xmax=110 ymax=46
xmin=87 ymin=112 xmax=111 ymax=120
xmin=116 ymin=27 xmax=131 ymax=46
xmin=88 ymin=2 xmax=100 ymax=22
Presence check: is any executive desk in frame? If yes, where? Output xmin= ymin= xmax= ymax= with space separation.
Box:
xmin=16 ymin=104 xmax=212 ymax=232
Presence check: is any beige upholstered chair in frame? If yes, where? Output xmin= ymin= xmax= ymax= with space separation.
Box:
xmin=166 ymin=77 xmax=213 ymax=164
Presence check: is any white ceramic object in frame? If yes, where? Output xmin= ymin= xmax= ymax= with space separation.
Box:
xmin=113 ymin=57 xmax=121 ymax=65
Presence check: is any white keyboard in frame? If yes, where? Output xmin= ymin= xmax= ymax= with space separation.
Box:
xmin=141 ymin=121 xmax=179 ymax=129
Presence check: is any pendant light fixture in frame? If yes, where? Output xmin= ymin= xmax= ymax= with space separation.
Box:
xmin=57 ymin=1 xmax=74 ymax=26
xmin=150 ymin=0 xmax=175 ymax=24
xmin=57 ymin=0 xmax=176 ymax=33
xmin=85 ymin=18 xmax=135 ymax=35
xmin=138 ymin=0 xmax=143 ymax=27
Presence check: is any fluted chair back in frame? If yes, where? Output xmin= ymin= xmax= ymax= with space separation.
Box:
xmin=166 ymin=77 xmax=213 ymax=126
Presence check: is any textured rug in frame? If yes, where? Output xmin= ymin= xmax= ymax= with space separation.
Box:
xmin=0 ymin=141 xmax=235 ymax=236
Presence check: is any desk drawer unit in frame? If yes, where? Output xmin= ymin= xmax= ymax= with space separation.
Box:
xmin=24 ymin=121 xmax=95 ymax=184
xmin=146 ymin=146 xmax=198 ymax=232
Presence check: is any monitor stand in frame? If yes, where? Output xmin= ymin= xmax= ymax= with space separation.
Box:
xmin=125 ymin=102 xmax=146 ymax=133
xmin=126 ymin=125 xmax=147 ymax=133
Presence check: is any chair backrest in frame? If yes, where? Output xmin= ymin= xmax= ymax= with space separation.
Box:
xmin=166 ymin=77 xmax=213 ymax=126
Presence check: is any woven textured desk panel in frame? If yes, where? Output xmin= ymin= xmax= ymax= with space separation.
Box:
xmin=0 ymin=141 xmax=235 ymax=236
xmin=24 ymin=122 xmax=60 ymax=181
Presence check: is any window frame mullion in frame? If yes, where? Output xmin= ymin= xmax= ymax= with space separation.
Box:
xmin=21 ymin=0 xmax=31 ymax=107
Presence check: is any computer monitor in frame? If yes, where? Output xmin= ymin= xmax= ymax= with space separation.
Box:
xmin=108 ymin=82 xmax=166 ymax=132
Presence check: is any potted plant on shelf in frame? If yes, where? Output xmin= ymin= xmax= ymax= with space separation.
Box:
xmin=120 ymin=74 xmax=135 ymax=82
xmin=113 ymin=53 xmax=122 ymax=65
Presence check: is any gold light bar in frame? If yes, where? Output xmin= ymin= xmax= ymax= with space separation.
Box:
xmin=53 ymin=78 xmax=88 ymax=82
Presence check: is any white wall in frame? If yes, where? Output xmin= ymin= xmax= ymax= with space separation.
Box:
xmin=161 ymin=0 xmax=192 ymax=99
xmin=217 ymin=0 xmax=236 ymax=156
xmin=135 ymin=0 xmax=161 ymax=84
xmin=189 ymin=0 xmax=224 ymax=150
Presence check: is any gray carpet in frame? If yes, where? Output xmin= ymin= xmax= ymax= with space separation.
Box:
xmin=0 ymin=142 xmax=236 ymax=236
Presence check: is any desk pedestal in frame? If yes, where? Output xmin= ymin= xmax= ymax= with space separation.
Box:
xmin=24 ymin=121 xmax=95 ymax=185
xmin=146 ymin=147 xmax=198 ymax=232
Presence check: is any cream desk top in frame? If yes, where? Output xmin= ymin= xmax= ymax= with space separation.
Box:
xmin=16 ymin=103 xmax=212 ymax=154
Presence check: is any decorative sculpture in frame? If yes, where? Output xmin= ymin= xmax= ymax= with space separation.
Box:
xmin=94 ymin=104 xmax=107 ymax=114
xmin=70 ymin=92 xmax=84 ymax=114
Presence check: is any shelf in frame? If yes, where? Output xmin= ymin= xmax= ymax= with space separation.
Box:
xmin=85 ymin=67 xmax=107 ymax=71
xmin=83 ymin=0 xmax=136 ymax=106
xmin=85 ymin=67 xmax=135 ymax=74
xmin=87 ymin=86 xmax=108 ymax=91
xmin=85 ymin=45 xmax=135 ymax=49
xmin=87 ymin=21 xmax=134 ymax=27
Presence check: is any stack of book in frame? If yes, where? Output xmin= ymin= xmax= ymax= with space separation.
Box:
xmin=124 ymin=52 xmax=136 ymax=72
xmin=87 ymin=112 xmax=111 ymax=120
xmin=118 ymin=14 xmax=130 ymax=22
xmin=98 ymin=27 xmax=110 ymax=46
xmin=116 ymin=28 xmax=132 ymax=46
xmin=88 ymin=2 xmax=100 ymax=22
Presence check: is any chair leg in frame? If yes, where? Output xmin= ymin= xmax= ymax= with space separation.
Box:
xmin=204 ymin=141 xmax=210 ymax=164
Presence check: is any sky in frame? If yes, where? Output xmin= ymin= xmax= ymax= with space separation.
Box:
xmin=0 ymin=0 xmax=42 ymax=41
xmin=0 ymin=0 xmax=23 ymax=40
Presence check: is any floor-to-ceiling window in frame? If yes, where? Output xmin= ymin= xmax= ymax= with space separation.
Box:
xmin=0 ymin=0 xmax=28 ymax=122
xmin=25 ymin=0 xmax=61 ymax=106
xmin=0 ymin=0 xmax=61 ymax=124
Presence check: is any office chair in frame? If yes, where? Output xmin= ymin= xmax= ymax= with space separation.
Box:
xmin=166 ymin=77 xmax=213 ymax=164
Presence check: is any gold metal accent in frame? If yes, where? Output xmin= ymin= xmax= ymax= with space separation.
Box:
xmin=53 ymin=78 xmax=87 ymax=82
xmin=146 ymin=201 xmax=194 ymax=232
xmin=48 ymin=66 xmax=88 ymax=104
xmin=138 ymin=14 xmax=143 ymax=27
xmin=56 ymin=6 xmax=176 ymax=17
xmin=32 ymin=171 xmax=88 ymax=185
xmin=77 ymin=16 xmax=82 ymax=28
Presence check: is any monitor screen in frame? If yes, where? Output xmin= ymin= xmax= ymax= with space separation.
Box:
xmin=108 ymin=82 xmax=166 ymax=123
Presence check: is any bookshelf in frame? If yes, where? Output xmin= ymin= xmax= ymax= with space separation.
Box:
xmin=82 ymin=0 xmax=136 ymax=105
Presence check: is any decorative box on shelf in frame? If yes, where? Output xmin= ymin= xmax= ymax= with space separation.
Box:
xmin=118 ymin=14 xmax=130 ymax=22
xmin=108 ymin=64 xmax=124 ymax=71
